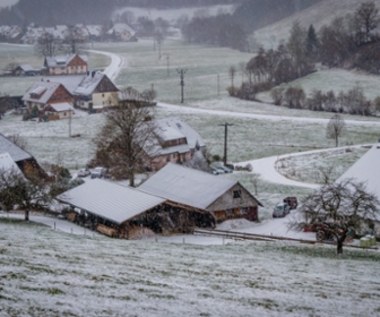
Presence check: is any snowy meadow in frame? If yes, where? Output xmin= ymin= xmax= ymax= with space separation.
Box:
xmin=1 ymin=219 xmax=380 ymax=317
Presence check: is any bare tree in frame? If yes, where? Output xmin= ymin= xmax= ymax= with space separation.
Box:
xmin=292 ymin=179 xmax=379 ymax=254
xmin=0 ymin=169 xmax=50 ymax=221
xmin=64 ymin=25 xmax=87 ymax=54
xmin=36 ymin=32 xmax=60 ymax=57
xmin=93 ymin=95 xmax=156 ymax=186
xmin=327 ymin=114 xmax=346 ymax=147
xmin=353 ymin=1 xmax=379 ymax=45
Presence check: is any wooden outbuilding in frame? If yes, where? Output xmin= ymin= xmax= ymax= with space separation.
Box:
xmin=56 ymin=179 xmax=215 ymax=239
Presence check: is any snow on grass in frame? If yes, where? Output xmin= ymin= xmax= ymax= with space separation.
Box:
xmin=1 ymin=220 xmax=379 ymax=317
xmin=253 ymin=0 xmax=380 ymax=49
xmin=258 ymin=68 xmax=380 ymax=102
xmin=276 ymin=146 xmax=370 ymax=184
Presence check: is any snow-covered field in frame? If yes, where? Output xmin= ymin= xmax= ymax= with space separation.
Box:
xmin=1 ymin=218 xmax=379 ymax=317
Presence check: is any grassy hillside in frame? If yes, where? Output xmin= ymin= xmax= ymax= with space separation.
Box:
xmin=1 ymin=219 xmax=379 ymax=317
xmin=254 ymin=0 xmax=380 ymax=48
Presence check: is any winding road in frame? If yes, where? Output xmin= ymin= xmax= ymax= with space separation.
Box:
xmin=93 ymin=50 xmax=379 ymax=190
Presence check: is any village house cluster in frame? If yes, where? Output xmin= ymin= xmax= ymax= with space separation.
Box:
xmin=0 ymin=23 xmax=137 ymax=44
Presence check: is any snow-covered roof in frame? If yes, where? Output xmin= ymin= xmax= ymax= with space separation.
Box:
xmin=22 ymin=80 xmax=63 ymax=104
xmin=0 ymin=133 xmax=32 ymax=163
xmin=0 ymin=152 xmax=23 ymax=177
xmin=45 ymin=54 xmax=87 ymax=68
xmin=154 ymin=117 xmax=205 ymax=149
xmin=139 ymin=163 xmax=237 ymax=210
xmin=107 ymin=23 xmax=136 ymax=36
xmin=47 ymin=103 xmax=74 ymax=112
xmin=336 ymin=145 xmax=380 ymax=200
xmin=57 ymin=179 xmax=166 ymax=225
xmin=18 ymin=64 xmax=36 ymax=72
xmin=46 ymin=75 xmax=85 ymax=94
xmin=74 ymin=71 xmax=105 ymax=95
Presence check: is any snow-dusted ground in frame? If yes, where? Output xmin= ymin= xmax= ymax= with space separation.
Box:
xmin=1 ymin=219 xmax=379 ymax=317
xmin=86 ymin=49 xmax=126 ymax=81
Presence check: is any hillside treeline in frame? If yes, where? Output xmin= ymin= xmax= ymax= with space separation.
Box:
xmin=230 ymin=1 xmax=380 ymax=116
xmin=0 ymin=0 xmax=240 ymax=26
xmin=181 ymin=0 xmax=319 ymax=51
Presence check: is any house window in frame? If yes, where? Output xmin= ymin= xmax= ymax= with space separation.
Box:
xmin=233 ymin=190 xmax=241 ymax=199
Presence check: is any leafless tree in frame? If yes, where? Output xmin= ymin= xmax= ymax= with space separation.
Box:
xmin=7 ymin=134 xmax=28 ymax=150
xmin=64 ymin=25 xmax=87 ymax=54
xmin=0 ymin=169 xmax=50 ymax=221
xmin=36 ymin=32 xmax=61 ymax=57
xmin=291 ymin=179 xmax=379 ymax=254
xmin=93 ymin=95 xmax=156 ymax=186
xmin=326 ymin=114 xmax=346 ymax=147
xmin=353 ymin=1 xmax=379 ymax=45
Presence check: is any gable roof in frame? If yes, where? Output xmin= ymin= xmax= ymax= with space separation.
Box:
xmin=22 ymin=80 xmax=69 ymax=104
xmin=154 ymin=117 xmax=205 ymax=149
xmin=139 ymin=163 xmax=238 ymax=210
xmin=56 ymin=179 xmax=166 ymax=225
xmin=46 ymin=102 xmax=74 ymax=112
xmin=336 ymin=145 xmax=380 ymax=199
xmin=74 ymin=72 xmax=118 ymax=96
xmin=0 ymin=133 xmax=32 ymax=163
xmin=44 ymin=54 xmax=87 ymax=68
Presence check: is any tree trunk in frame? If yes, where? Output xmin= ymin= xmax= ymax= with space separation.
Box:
xmin=25 ymin=209 xmax=29 ymax=221
xmin=336 ymin=233 xmax=346 ymax=254
xmin=129 ymin=171 xmax=135 ymax=187
xmin=335 ymin=135 xmax=339 ymax=147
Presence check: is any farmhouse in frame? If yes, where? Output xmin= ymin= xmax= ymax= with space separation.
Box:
xmin=22 ymin=79 xmax=74 ymax=114
xmin=146 ymin=117 xmax=206 ymax=171
xmin=43 ymin=54 xmax=88 ymax=76
xmin=139 ymin=163 xmax=262 ymax=223
xmin=106 ymin=23 xmax=137 ymax=42
xmin=74 ymin=71 xmax=119 ymax=111
xmin=56 ymin=179 xmax=215 ymax=238
xmin=0 ymin=133 xmax=45 ymax=178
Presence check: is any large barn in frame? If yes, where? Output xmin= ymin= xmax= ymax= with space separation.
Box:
xmin=56 ymin=179 xmax=215 ymax=238
xmin=139 ymin=163 xmax=262 ymax=223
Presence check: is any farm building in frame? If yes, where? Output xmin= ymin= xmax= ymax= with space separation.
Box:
xmin=43 ymin=54 xmax=88 ymax=76
xmin=56 ymin=179 xmax=215 ymax=239
xmin=44 ymin=103 xmax=75 ymax=121
xmin=0 ymin=133 xmax=45 ymax=179
xmin=139 ymin=163 xmax=262 ymax=223
xmin=74 ymin=71 xmax=119 ymax=111
xmin=13 ymin=64 xmax=40 ymax=76
xmin=22 ymin=79 xmax=74 ymax=114
xmin=145 ymin=117 xmax=206 ymax=171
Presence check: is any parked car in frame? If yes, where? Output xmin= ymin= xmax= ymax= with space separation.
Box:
xmin=272 ymin=203 xmax=291 ymax=218
xmin=78 ymin=168 xmax=90 ymax=178
xmin=91 ymin=167 xmax=106 ymax=179
xmin=211 ymin=167 xmax=225 ymax=175
xmin=283 ymin=196 xmax=298 ymax=210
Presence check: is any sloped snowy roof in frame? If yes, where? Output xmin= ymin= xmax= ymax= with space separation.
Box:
xmin=22 ymin=80 xmax=63 ymax=104
xmin=154 ymin=117 xmax=205 ymax=149
xmin=47 ymin=103 xmax=74 ymax=112
xmin=74 ymin=72 xmax=105 ymax=95
xmin=0 ymin=133 xmax=32 ymax=163
xmin=336 ymin=145 xmax=380 ymax=200
xmin=46 ymin=75 xmax=85 ymax=94
xmin=57 ymin=179 xmax=166 ymax=225
xmin=139 ymin=163 xmax=237 ymax=210
xmin=0 ymin=152 xmax=23 ymax=176
xmin=107 ymin=23 xmax=136 ymax=36
xmin=45 ymin=54 xmax=87 ymax=68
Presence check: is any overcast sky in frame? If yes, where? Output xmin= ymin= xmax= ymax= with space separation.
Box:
xmin=0 ymin=0 xmax=18 ymax=8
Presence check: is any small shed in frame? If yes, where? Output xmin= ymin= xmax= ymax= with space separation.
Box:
xmin=56 ymin=179 xmax=215 ymax=238
xmin=44 ymin=102 xmax=75 ymax=120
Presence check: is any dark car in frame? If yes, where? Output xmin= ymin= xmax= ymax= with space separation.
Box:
xmin=283 ymin=196 xmax=298 ymax=210
xmin=272 ymin=203 xmax=291 ymax=218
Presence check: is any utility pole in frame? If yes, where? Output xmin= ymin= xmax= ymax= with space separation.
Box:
xmin=177 ymin=68 xmax=187 ymax=103
xmin=217 ymin=74 xmax=220 ymax=97
xmin=219 ymin=122 xmax=233 ymax=166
